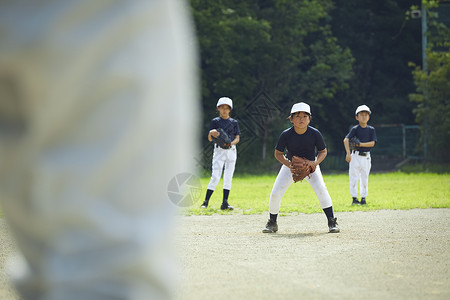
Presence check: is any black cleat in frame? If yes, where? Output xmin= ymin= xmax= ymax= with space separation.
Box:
xmin=262 ymin=219 xmax=278 ymax=233
xmin=220 ymin=201 xmax=233 ymax=210
xmin=360 ymin=198 xmax=367 ymax=205
xmin=328 ymin=217 xmax=340 ymax=233
xmin=200 ymin=201 xmax=208 ymax=208
xmin=352 ymin=197 xmax=360 ymax=205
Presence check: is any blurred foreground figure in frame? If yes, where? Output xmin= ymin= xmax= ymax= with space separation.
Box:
xmin=0 ymin=1 xmax=199 ymax=299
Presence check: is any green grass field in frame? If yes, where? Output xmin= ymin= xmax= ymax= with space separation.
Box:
xmin=0 ymin=172 xmax=448 ymax=218
xmin=183 ymin=172 xmax=450 ymax=215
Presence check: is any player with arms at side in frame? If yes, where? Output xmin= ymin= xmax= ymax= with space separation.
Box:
xmin=343 ymin=105 xmax=377 ymax=205
xmin=262 ymin=102 xmax=339 ymax=234
xmin=201 ymin=97 xmax=240 ymax=210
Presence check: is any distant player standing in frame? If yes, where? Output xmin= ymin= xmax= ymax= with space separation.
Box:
xmin=262 ymin=102 xmax=339 ymax=234
xmin=343 ymin=105 xmax=377 ymax=205
xmin=201 ymin=97 xmax=240 ymax=210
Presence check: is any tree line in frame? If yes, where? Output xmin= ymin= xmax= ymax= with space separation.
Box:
xmin=190 ymin=0 xmax=450 ymax=172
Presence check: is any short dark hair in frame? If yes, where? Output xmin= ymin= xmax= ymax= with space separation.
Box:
xmin=288 ymin=111 xmax=312 ymax=121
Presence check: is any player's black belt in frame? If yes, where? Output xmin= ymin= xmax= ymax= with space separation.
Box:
xmin=352 ymin=150 xmax=369 ymax=156
xmin=215 ymin=144 xmax=231 ymax=149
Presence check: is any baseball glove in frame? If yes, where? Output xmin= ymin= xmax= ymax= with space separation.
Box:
xmin=349 ymin=136 xmax=361 ymax=151
xmin=291 ymin=156 xmax=315 ymax=183
xmin=212 ymin=128 xmax=232 ymax=149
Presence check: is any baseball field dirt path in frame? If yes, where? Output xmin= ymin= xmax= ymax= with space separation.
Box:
xmin=174 ymin=209 xmax=450 ymax=300
xmin=1 ymin=209 xmax=449 ymax=299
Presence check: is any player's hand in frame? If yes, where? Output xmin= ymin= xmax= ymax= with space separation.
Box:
xmin=210 ymin=129 xmax=219 ymax=138
xmin=345 ymin=153 xmax=351 ymax=163
xmin=307 ymin=160 xmax=317 ymax=172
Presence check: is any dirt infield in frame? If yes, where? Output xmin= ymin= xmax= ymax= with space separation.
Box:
xmin=174 ymin=209 xmax=450 ymax=300
xmin=1 ymin=209 xmax=449 ymax=299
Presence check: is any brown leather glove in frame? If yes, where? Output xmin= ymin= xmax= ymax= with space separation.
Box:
xmin=291 ymin=156 xmax=315 ymax=183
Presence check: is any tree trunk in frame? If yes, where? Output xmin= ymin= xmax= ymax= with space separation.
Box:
xmin=262 ymin=124 xmax=267 ymax=161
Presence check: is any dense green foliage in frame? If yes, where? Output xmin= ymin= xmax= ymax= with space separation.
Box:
xmin=409 ymin=1 xmax=450 ymax=162
xmin=190 ymin=0 xmax=448 ymax=171
xmin=330 ymin=0 xmax=422 ymax=125
xmin=409 ymin=50 xmax=450 ymax=161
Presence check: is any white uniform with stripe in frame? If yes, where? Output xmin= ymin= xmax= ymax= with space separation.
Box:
xmin=208 ymin=144 xmax=237 ymax=190
xmin=269 ymin=164 xmax=332 ymax=214
xmin=0 ymin=1 xmax=198 ymax=299
xmin=346 ymin=124 xmax=377 ymax=199
xmin=269 ymin=126 xmax=333 ymax=214
xmin=349 ymin=150 xmax=372 ymax=198
xmin=207 ymin=116 xmax=240 ymax=191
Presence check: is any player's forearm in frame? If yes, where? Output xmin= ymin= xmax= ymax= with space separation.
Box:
xmin=343 ymin=138 xmax=350 ymax=154
xmin=274 ymin=150 xmax=290 ymax=167
xmin=315 ymin=149 xmax=327 ymax=165
xmin=231 ymin=135 xmax=240 ymax=145
xmin=208 ymin=129 xmax=217 ymax=142
xmin=359 ymin=141 xmax=375 ymax=148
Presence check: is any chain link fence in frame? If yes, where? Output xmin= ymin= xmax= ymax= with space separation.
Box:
xmin=322 ymin=124 xmax=423 ymax=172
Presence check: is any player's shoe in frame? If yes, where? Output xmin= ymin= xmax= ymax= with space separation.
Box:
xmin=328 ymin=217 xmax=340 ymax=233
xmin=220 ymin=201 xmax=233 ymax=210
xmin=352 ymin=197 xmax=360 ymax=205
xmin=262 ymin=219 xmax=278 ymax=233
xmin=360 ymin=198 xmax=367 ymax=205
xmin=200 ymin=201 xmax=208 ymax=208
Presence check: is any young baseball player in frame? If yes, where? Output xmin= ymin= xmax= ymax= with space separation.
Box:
xmin=262 ymin=102 xmax=339 ymax=233
xmin=201 ymin=97 xmax=240 ymax=210
xmin=343 ymin=105 xmax=377 ymax=205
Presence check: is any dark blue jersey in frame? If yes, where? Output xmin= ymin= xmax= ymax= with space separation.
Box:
xmin=345 ymin=125 xmax=377 ymax=152
xmin=275 ymin=126 xmax=326 ymax=161
xmin=209 ymin=117 xmax=240 ymax=142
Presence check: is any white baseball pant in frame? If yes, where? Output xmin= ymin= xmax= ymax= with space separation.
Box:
xmin=269 ymin=165 xmax=333 ymax=214
xmin=0 ymin=1 xmax=199 ymax=299
xmin=349 ymin=151 xmax=372 ymax=198
xmin=207 ymin=145 xmax=237 ymax=191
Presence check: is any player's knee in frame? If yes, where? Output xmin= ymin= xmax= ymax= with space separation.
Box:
xmin=270 ymin=190 xmax=284 ymax=199
xmin=209 ymin=175 xmax=220 ymax=186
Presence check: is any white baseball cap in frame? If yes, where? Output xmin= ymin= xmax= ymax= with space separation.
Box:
xmin=290 ymin=102 xmax=311 ymax=115
xmin=217 ymin=97 xmax=233 ymax=109
xmin=355 ymin=104 xmax=371 ymax=115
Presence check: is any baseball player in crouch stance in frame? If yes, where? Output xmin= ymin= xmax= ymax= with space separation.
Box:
xmin=201 ymin=97 xmax=240 ymax=210
xmin=343 ymin=105 xmax=377 ymax=205
xmin=263 ymin=102 xmax=339 ymax=233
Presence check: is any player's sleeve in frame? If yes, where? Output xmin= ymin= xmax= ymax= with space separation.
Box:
xmin=209 ymin=119 xmax=217 ymax=131
xmin=345 ymin=126 xmax=357 ymax=139
xmin=315 ymin=130 xmax=327 ymax=152
xmin=275 ymin=131 xmax=287 ymax=152
xmin=371 ymin=127 xmax=377 ymax=142
xmin=234 ymin=120 xmax=241 ymax=136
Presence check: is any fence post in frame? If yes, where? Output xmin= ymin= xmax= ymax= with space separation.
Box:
xmin=424 ymin=123 xmax=428 ymax=161
xmin=402 ymin=124 xmax=406 ymax=158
